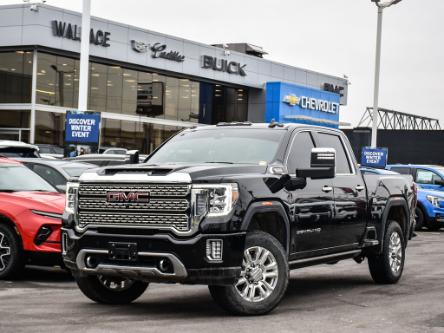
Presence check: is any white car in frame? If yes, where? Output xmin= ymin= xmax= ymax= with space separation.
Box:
xmin=0 ymin=140 xmax=40 ymax=158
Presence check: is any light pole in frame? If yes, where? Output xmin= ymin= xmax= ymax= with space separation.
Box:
xmin=370 ymin=0 xmax=402 ymax=148
xmin=78 ymin=0 xmax=91 ymax=111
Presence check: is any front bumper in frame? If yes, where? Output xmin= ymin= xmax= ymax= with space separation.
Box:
xmin=62 ymin=228 xmax=245 ymax=285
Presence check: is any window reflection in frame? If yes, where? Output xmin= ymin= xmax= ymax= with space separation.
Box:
xmin=101 ymin=119 xmax=180 ymax=153
xmin=0 ymin=51 xmax=32 ymax=103
xmin=37 ymin=53 xmax=79 ymax=107
xmin=35 ymin=111 xmax=64 ymax=145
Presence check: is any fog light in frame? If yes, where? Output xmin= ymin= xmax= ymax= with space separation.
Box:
xmin=206 ymin=239 xmax=223 ymax=262
xmin=34 ymin=226 xmax=52 ymax=245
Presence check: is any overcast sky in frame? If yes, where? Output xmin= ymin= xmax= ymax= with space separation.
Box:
xmin=3 ymin=0 xmax=443 ymax=126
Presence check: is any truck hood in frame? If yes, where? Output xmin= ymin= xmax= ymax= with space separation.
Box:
xmin=0 ymin=191 xmax=65 ymax=214
xmin=79 ymin=162 xmax=269 ymax=183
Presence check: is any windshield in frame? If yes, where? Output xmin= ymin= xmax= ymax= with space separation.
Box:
xmin=62 ymin=165 xmax=92 ymax=177
xmin=0 ymin=164 xmax=56 ymax=192
xmin=147 ymin=128 xmax=286 ymax=165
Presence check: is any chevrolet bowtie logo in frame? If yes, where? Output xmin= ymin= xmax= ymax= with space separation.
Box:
xmin=283 ymin=94 xmax=300 ymax=106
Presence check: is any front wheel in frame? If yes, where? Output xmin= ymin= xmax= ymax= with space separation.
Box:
xmin=0 ymin=224 xmax=24 ymax=280
xmin=209 ymin=231 xmax=288 ymax=315
xmin=75 ymin=274 xmax=149 ymax=304
xmin=368 ymin=220 xmax=405 ymax=284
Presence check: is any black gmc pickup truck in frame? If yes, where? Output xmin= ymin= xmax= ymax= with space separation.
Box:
xmin=62 ymin=123 xmax=416 ymax=315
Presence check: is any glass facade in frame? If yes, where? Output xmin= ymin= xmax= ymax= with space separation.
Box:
xmin=0 ymin=50 xmax=249 ymax=154
xmin=0 ymin=51 xmax=33 ymax=103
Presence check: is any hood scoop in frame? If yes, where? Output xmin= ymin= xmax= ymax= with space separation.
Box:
xmin=102 ymin=168 xmax=173 ymax=176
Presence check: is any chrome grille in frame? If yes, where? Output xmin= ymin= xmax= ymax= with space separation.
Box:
xmin=77 ymin=183 xmax=191 ymax=232
xmin=78 ymin=183 xmax=190 ymax=197
xmin=78 ymin=197 xmax=189 ymax=212
xmin=78 ymin=213 xmax=189 ymax=231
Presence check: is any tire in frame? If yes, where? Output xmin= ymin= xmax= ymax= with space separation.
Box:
xmin=415 ymin=207 xmax=425 ymax=230
xmin=0 ymin=224 xmax=24 ymax=280
xmin=209 ymin=231 xmax=288 ymax=315
xmin=368 ymin=220 xmax=405 ymax=284
xmin=74 ymin=274 xmax=149 ymax=304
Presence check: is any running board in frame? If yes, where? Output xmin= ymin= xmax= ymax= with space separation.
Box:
xmin=289 ymin=250 xmax=362 ymax=269
xmin=363 ymin=239 xmax=379 ymax=247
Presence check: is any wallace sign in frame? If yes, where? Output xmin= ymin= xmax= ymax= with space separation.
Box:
xmin=51 ymin=20 xmax=111 ymax=47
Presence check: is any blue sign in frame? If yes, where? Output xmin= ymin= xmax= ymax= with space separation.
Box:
xmin=361 ymin=147 xmax=388 ymax=168
xmin=65 ymin=111 xmax=101 ymax=144
xmin=265 ymin=82 xmax=341 ymax=128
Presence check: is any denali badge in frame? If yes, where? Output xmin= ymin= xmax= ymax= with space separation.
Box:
xmin=106 ymin=191 xmax=150 ymax=203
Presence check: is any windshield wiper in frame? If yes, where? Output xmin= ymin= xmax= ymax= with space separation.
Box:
xmin=0 ymin=189 xmax=16 ymax=193
xmin=203 ymin=161 xmax=234 ymax=164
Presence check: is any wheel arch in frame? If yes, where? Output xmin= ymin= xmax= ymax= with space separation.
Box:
xmin=240 ymin=201 xmax=290 ymax=255
xmin=379 ymin=197 xmax=410 ymax=252
xmin=0 ymin=213 xmax=24 ymax=249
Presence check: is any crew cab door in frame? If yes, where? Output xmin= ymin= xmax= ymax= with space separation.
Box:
xmin=313 ymin=131 xmax=367 ymax=250
xmin=286 ymin=131 xmax=335 ymax=254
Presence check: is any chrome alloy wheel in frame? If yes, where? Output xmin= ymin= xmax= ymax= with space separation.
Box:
xmin=0 ymin=232 xmax=11 ymax=272
xmin=235 ymin=246 xmax=279 ymax=302
xmin=98 ymin=275 xmax=135 ymax=291
xmin=388 ymin=231 xmax=403 ymax=274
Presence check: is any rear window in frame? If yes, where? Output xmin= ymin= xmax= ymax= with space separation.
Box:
xmin=0 ymin=147 xmax=39 ymax=158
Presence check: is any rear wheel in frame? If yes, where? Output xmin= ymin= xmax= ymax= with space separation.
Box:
xmin=75 ymin=274 xmax=149 ymax=304
xmin=415 ymin=207 xmax=425 ymax=230
xmin=0 ymin=224 xmax=24 ymax=279
xmin=368 ymin=220 xmax=405 ymax=284
xmin=209 ymin=231 xmax=288 ymax=315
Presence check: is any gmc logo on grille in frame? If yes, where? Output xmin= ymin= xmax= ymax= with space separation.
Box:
xmin=106 ymin=191 xmax=150 ymax=203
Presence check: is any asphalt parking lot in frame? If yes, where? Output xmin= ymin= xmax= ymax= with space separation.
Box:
xmin=0 ymin=231 xmax=443 ymax=333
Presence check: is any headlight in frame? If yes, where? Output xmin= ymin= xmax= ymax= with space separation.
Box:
xmin=426 ymin=195 xmax=443 ymax=208
xmin=65 ymin=182 xmax=79 ymax=214
xmin=32 ymin=210 xmax=62 ymax=219
xmin=191 ymin=183 xmax=239 ymax=217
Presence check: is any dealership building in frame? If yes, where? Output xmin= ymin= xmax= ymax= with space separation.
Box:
xmin=0 ymin=3 xmax=348 ymax=153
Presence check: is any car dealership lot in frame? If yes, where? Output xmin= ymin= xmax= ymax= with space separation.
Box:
xmin=0 ymin=231 xmax=443 ymax=333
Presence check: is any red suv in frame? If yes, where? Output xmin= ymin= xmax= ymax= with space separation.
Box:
xmin=0 ymin=158 xmax=65 ymax=279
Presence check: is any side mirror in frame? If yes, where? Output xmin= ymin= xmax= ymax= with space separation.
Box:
xmin=434 ymin=179 xmax=444 ymax=186
xmin=296 ymin=148 xmax=336 ymax=179
xmin=125 ymin=150 xmax=140 ymax=164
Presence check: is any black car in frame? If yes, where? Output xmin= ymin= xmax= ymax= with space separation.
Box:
xmin=16 ymin=158 xmax=96 ymax=192
xmin=65 ymin=153 xmax=147 ymax=166
xmin=62 ymin=123 xmax=416 ymax=315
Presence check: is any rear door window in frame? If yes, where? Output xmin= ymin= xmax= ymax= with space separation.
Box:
xmin=31 ymin=164 xmax=66 ymax=187
xmin=315 ymin=132 xmax=352 ymax=174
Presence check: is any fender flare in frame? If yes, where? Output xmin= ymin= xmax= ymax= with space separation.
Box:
xmin=379 ymin=197 xmax=410 ymax=252
xmin=240 ymin=201 xmax=291 ymax=254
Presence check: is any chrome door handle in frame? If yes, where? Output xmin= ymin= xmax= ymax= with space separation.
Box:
xmin=322 ymin=186 xmax=333 ymax=193
xmin=355 ymin=185 xmax=365 ymax=191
